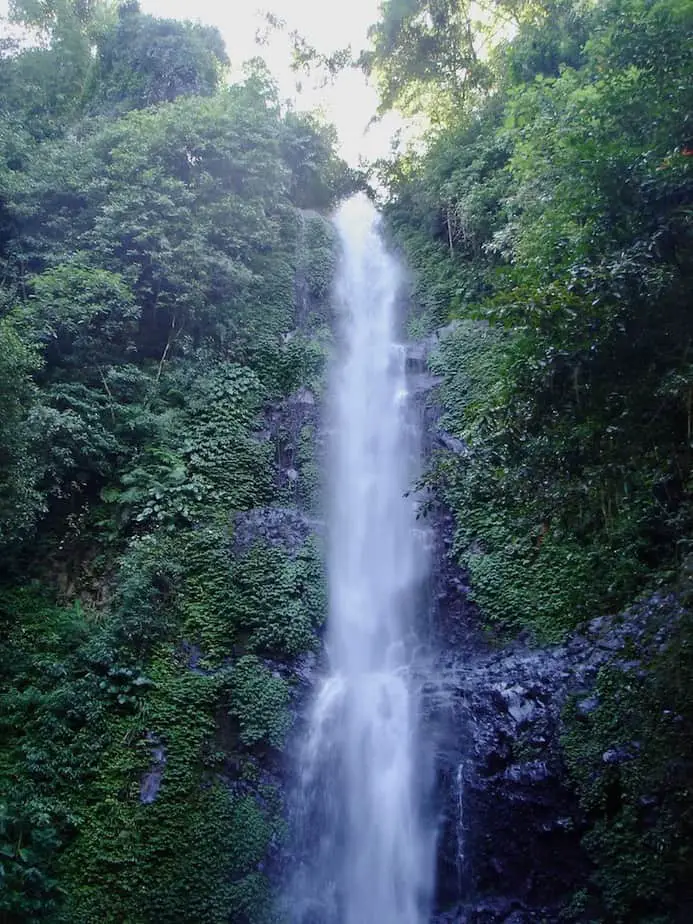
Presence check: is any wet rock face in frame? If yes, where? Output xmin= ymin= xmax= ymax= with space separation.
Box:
xmin=435 ymin=897 xmax=556 ymax=924
xmin=433 ymin=643 xmax=588 ymax=919
xmin=234 ymin=382 xmax=326 ymax=556
xmin=263 ymin=386 xmax=323 ymax=502
xmin=427 ymin=631 xmax=587 ymax=920
xmin=416 ymin=327 xmax=587 ymax=920
xmin=233 ymin=506 xmax=321 ymax=556
xmin=427 ymin=550 xmax=684 ymax=922
xmin=406 ymin=335 xmax=466 ymax=461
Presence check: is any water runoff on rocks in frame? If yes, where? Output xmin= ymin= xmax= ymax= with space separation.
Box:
xmin=284 ymin=194 xmax=436 ymax=924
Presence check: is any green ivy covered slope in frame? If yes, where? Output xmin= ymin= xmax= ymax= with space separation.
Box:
xmin=0 ymin=2 xmax=353 ymax=920
xmin=370 ymin=0 xmax=693 ymax=917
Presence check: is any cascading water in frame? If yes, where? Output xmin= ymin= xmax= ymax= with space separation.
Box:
xmin=286 ymin=194 xmax=435 ymax=924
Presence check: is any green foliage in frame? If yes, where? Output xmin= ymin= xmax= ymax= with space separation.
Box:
xmin=363 ymin=0 xmax=494 ymax=119
xmin=228 ymin=538 xmax=327 ymax=659
xmin=28 ymin=261 xmax=138 ymax=375
xmin=1 ymin=0 xmax=227 ymax=136
xmin=384 ymin=0 xmax=693 ymax=639
xmin=281 ymin=111 xmax=361 ymax=211
xmin=428 ymin=321 xmax=505 ymax=435
xmin=379 ymin=0 xmax=693 ymax=912
xmin=94 ymin=2 xmax=228 ymax=113
xmin=227 ymin=656 xmax=291 ymax=749
xmin=55 ymin=648 xmax=235 ymax=924
xmin=0 ymin=3 xmax=342 ymax=918
xmin=296 ymin=423 xmax=323 ymax=512
xmin=0 ymin=531 xmax=325 ymax=920
xmin=0 ymin=59 xmax=348 ymax=542
xmin=0 ymin=314 xmax=45 ymax=547
xmin=502 ymin=0 xmax=589 ymax=83
xmin=0 ymin=799 xmax=63 ymax=921
xmin=382 ymin=99 xmax=511 ymax=331
xmin=1 ymin=0 xmax=113 ymax=140
xmin=428 ymin=322 xmax=652 ymax=638
xmin=98 ymin=362 xmax=272 ymax=542
xmin=562 ymin=602 xmax=693 ymax=921
xmin=300 ymin=211 xmax=339 ymax=303
xmin=0 ymin=587 xmax=101 ymax=920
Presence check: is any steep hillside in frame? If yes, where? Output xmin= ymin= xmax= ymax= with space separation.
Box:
xmin=370 ymin=0 xmax=693 ymax=919
xmin=0 ymin=3 xmax=354 ymax=920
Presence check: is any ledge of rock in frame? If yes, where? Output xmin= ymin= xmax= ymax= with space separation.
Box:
xmin=233 ymin=507 xmax=322 ymax=556
xmin=429 ymin=589 xmax=685 ymax=921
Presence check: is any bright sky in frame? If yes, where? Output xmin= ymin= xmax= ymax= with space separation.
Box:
xmin=138 ymin=0 xmax=400 ymax=165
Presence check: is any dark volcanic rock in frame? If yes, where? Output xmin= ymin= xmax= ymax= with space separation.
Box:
xmin=261 ymin=386 xmax=323 ymax=500
xmin=432 ymin=897 xmax=553 ymax=923
xmin=428 ymin=587 xmax=684 ymax=922
xmin=437 ymin=645 xmax=588 ymax=917
xmin=427 ymin=642 xmax=586 ymax=918
xmin=233 ymin=506 xmax=322 ymax=556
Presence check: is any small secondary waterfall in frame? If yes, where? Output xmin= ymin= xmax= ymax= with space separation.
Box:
xmin=286 ymin=194 xmax=435 ymax=924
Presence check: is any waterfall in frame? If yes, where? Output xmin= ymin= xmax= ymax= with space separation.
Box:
xmin=285 ymin=194 xmax=435 ymax=924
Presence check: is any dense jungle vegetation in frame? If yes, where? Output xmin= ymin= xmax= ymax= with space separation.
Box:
xmin=369 ymin=0 xmax=693 ymax=919
xmin=2 ymin=0 xmax=693 ymax=920
xmin=0 ymin=1 xmax=352 ymax=920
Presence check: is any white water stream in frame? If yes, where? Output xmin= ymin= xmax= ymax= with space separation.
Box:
xmin=287 ymin=195 xmax=435 ymax=924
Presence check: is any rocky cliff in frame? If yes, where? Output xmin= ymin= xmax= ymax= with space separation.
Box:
xmin=418 ymin=333 xmax=693 ymax=923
